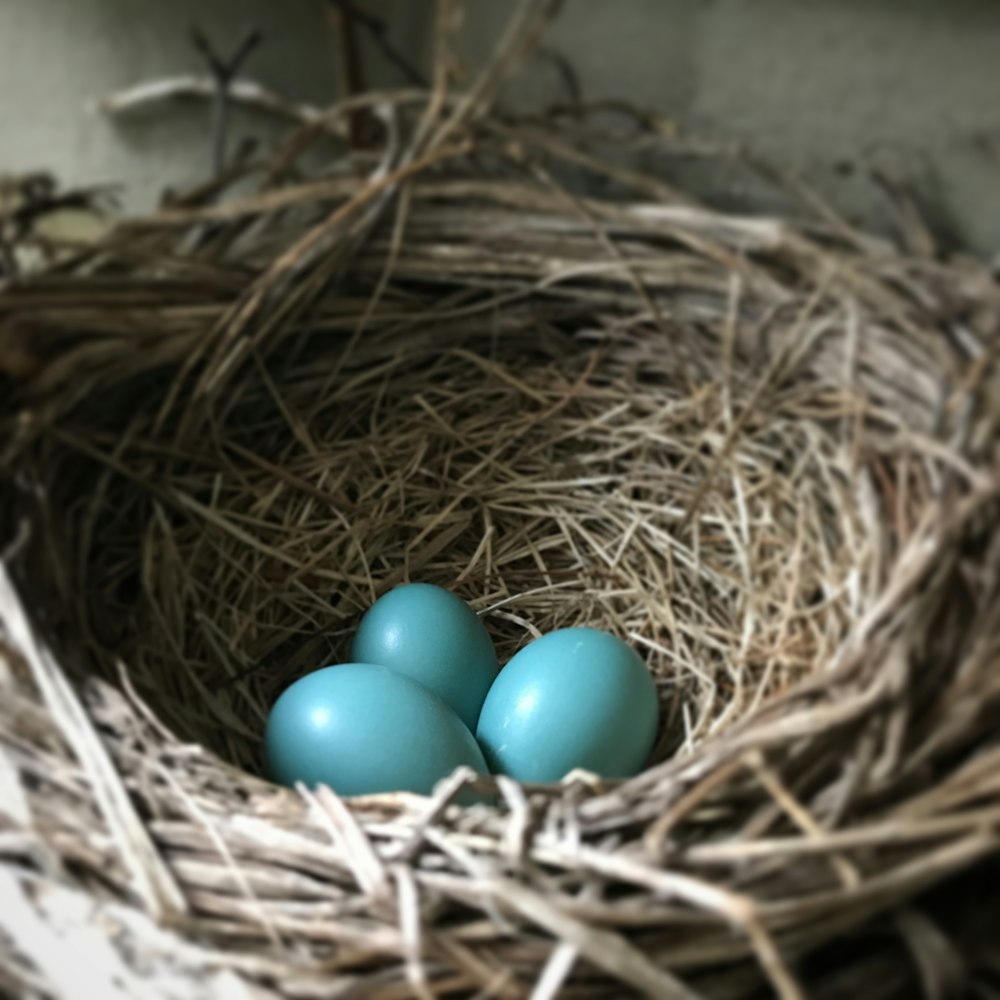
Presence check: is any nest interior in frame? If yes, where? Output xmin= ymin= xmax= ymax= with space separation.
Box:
xmin=4 ymin=28 xmax=1000 ymax=1000
xmin=7 ymin=205 xmax=907 ymax=776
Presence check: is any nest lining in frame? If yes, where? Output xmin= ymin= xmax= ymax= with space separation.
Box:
xmin=53 ymin=304 xmax=885 ymax=775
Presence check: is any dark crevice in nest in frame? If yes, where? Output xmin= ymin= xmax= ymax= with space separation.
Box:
xmin=4 ymin=5 xmax=1000 ymax=997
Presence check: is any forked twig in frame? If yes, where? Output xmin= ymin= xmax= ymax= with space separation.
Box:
xmin=190 ymin=25 xmax=263 ymax=176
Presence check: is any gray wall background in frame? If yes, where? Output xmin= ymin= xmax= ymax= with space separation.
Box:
xmin=3 ymin=1 xmax=1000 ymax=255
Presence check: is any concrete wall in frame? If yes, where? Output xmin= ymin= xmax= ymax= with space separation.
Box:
xmin=0 ymin=0 xmax=422 ymax=210
xmin=3 ymin=1 xmax=1000 ymax=255
xmin=462 ymin=0 xmax=1000 ymax=256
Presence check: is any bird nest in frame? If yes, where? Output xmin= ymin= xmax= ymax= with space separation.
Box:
xmin=3 ymin=17 xmax=1000 ymax=1000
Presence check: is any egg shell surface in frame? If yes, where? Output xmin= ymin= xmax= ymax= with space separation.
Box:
xmin=264 ymin=663 xmax=489 ymax=796
xmin=351 ymin=583 xmax=498 ymax=730
xmin=475 ymin=628 xmax=659 ymax=783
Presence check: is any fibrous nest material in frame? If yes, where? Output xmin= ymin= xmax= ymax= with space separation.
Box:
xmin=3 ymin=5 xmax=1000 ymax=998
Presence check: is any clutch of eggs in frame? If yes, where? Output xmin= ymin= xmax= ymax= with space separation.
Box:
xmin=264 ymin=584 xmax=659 ymax=797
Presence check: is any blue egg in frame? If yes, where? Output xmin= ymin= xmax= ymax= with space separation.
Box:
xmin=264 ymin=663 xmax=489 ymax=796
xmin=351 ymin=583 xmax=498 ymax=730
xmin=475 ymin=628 xmax=659 ymax=783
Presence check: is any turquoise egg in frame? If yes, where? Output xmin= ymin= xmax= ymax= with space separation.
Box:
xmin=351 ymin=583 xmax=498 ymax=730
xmin=475 ymin=628 xmax=659 ymax=783
xmin=264 ymin=663 xmax=489 ymax=796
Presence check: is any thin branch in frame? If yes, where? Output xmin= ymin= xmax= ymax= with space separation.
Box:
xmin=329 ymin=0 xmax=427 ymax=88
xmin=96 ymin=76 xmax=346 ymax=139
xmin=327 ymin=1 xmax=371 ymax=148
xmin=190 ymin=25 xmax=263 ymax=176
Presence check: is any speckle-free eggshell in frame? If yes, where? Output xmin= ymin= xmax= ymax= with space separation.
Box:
xmin=351 ymin=583 xmax=498 ymax=730
xmin=265 ymin=663 xmax=489 ymax=797
xmin=475 ymin=628 xmax=658 ymax=783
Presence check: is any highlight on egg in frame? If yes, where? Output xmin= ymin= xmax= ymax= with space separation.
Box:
xmin=264 ymin=662 xmax=489 ymax=797
xmin=351 ymin=583 xmax=498 ymax=730
xmin=475 ymin=627 xmax=659 ymax=783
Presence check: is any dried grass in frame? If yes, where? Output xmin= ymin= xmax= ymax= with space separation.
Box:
xmin=3 ymin=4 xmax=1000 ymax=997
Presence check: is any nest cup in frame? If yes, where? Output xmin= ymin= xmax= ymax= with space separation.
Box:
xmin=3 ymin=84 xmax=1000 ymax=999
